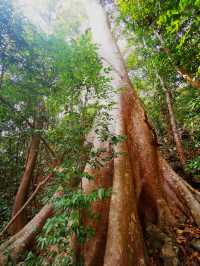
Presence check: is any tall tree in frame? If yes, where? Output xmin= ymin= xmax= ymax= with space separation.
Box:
xmin=78 ymin=1 xmax=200 ymax=265
xmin=10 ymin=102 xmax=45 ymax=234
xmin=0 ymin=1 xmax=200 ymax=265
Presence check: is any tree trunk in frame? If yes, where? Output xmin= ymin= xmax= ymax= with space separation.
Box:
xmin=10 ymin=134 xmax=41 ymax=234
xmin=11 ymin=102 xmax=45 ymax=234
xmin=1 ymin=1 xmax=200 ymax=265
xmin=0 ymin=139 xmax=90 ymax=264
xmin=0 ymin=189 xmax=63 ymax=266
xmin=78 ymin=1 xmax=200 ymax=265
xmin=165 ymin=89 xmax=186 ymax=166
xmin=157 ymin=74 xmax=186 ymax=167
xmin=160 ymin=103 xmax=174 ymax=145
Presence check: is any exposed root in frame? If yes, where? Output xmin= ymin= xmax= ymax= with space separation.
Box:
xmin=0 ymin=189 xmax=63 ymax=265
xmin=161 ymin=157 xmax=200 ymax=226
xmin=81 ymin=137 xmax=113 ymax=266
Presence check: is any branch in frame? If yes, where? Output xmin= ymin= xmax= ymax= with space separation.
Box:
xmin=101 ymin=57 xmax=124 ymax=80
xmin=154 ymin=31 xmax=200 ymax=90
xmin=40 ymin=136 xmax=59 ymax=160
xmin=0 ymin=173 xmax=53 ymax=238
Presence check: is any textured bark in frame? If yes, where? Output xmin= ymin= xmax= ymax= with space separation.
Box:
xmin=103 ymin=96 xmax=146 ymax=266
xmin=165 ymin=89 xmax=186 ymax=166
xmin=0 ymin=183 xmax=65 ymax=265
xmin=81 ymin=137 xmax=113 ymax=266
xmin=161 ymin=157 xmax=200 ymax=225
xmin=160 ymin=103 xmax=174 ymax=145
xmin=80 ymin=1 xmax=200 ymax=265
xmin=0 ymin=190 xmax=62 ymax=266
xmin=0 ymin=172 xmax=53 ymax=238
xmin=0 ymin=141 xmax=89 ymax=264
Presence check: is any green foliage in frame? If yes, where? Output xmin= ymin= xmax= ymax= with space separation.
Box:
xmin=24 ymin=252 xmax=44 ymax=266
xmin=0 ymin=2 xmax=115 ymax=264
xmin=174 ymin=88 xmax=200 ymax=137
xmin=186 ymin=156 xmax=200 ymax=173
xmin=118 ymin=0 xmax=200 ymax=78
xmin=31 ymin=187 xmax=112 ymax=265
xmin=0 ymin=0 xmax=111 ymax=202
xmin=0 ymin=198 xmax=10 ymax=231
xmin=117 ymin=0 xmax=200 ymax=172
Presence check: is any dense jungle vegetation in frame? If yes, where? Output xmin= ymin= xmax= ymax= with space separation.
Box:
xmin=0 ymin=0 xmax=200 ymax=265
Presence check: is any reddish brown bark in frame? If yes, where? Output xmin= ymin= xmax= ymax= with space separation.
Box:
xmin=160 ymin=103 xmax=174 ymax=145
xmin=78 ymin=2 xmax=200 ymax=265
xmin=0 ymin=189 xmax=63 ymax=266
xmin=161 ymin=156 xmax=200 ymax=225
xmin=103 ymin=100 xmax=146 ymax=266
xmin=10 ymin=134 xmax=41 ymax=234
xmin=81 ymin=139 xmax=113 ymax=266
xmin=11 ymin=101 xmax=46 ymax=234
xmin=0 ymin=140 xmax=90 ymax=264
xmin=165 ymin=89 xmax=186 ymax=166
xmin=0 ymin=172 xmax=53 ymax=238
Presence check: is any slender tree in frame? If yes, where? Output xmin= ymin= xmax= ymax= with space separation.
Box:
xmin=157 ymin=73 xmax=186 ymax=167
xmin=10 ymin=102 xmax=45 ymax=234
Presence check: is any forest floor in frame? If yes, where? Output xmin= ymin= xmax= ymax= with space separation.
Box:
xmin=148 ymin=222 xmax=200 ymax=266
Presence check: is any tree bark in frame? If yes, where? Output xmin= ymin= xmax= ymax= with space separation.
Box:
xmin=79 ymin=1 xmax=200 ymax=265
xmin=1 ymin=1 xmax=200 ymax=265
xmin=10 ymin=134 xmax=41 ymax=234
xmin=0 ymin=139 xmax=90 ymax=264
xmin=0 ymin=172 xmax=53 ymax=238
xmin=0 ymin=189 xmax=63 ymax=266
xmin=10 ymin=102 xmax=45 ymax=234
xmin=157 ymin=74 xmax=186 ymax=167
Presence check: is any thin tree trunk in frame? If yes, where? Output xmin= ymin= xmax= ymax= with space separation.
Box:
xmin=10 ymin=134 xmax=41 ymax=234
xmin=157 ymin=74 xmax=186 ymax=167
xmin=160 ymin=104 xmax=174 ymax=145
xmin=0 ymin=172 xmax=53 ymax=238
xmin=11 ymin=102 xmax=44 ymax=234
xmin=165 ymin=89 xmax=186 ymax=166
xmin=0 ymin=138 xmax=90 ymax=264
